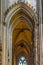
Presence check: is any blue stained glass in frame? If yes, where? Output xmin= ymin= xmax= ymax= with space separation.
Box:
xmin=18 ymin=56 xmax=27 ymax=65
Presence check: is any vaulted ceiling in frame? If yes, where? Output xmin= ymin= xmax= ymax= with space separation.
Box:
xmin=11 ymin=3 xmax=36 ymax=65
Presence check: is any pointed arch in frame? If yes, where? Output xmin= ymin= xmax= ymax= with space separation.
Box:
xmin=4 ymin=2 xmax=38 ymax=65
xmin=4 ymin=2 xmax=37 ymax=30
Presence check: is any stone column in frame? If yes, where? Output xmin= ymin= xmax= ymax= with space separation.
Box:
xmin=2 ymin=25 xmax=6 ymax=65
xmin=8 ymin=29 xmax=12 ymax=65
xmin=37 ymin=0 xmax=42 ymax=65
xmin=2 ymin=22 xmax=8 ymax=65
xmin=34 ymin=22 xmax=38 ymax=65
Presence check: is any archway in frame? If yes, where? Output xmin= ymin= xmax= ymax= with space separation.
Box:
xmin=4 ymin=2 xmax=38 ymax=65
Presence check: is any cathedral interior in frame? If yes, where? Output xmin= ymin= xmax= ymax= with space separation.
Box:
xmin=0 ymin=0 xmax=43 ymax=65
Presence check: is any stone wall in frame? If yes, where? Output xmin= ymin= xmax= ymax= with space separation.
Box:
xmin=41 ymin=1 xmax=43 ymax=65
xmin=41 ymin=24 xmax=43 ymax=65
xmin=0 ymin=1 xmax=2 ymax=65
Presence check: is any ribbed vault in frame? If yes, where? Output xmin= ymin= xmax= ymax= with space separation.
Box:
xmin=11 ymin=3 xmax=35 ymax=65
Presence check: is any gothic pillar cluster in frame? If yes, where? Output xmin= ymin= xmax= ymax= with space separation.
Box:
xmin=41 ymin=24 xmax=43 ymax=65
xmin=37 ymin=0 xmax=42 ymax=65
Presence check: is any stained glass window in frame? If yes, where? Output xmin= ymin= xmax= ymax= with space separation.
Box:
xmin=18 ymin=56 xmax=27 ymax=65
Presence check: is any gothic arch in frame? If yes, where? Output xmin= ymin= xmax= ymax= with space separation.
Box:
xmin=4 ymin=2 xmax=37 ymax=29
xmin=4 ymin=2 xmax=38 ymax=65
